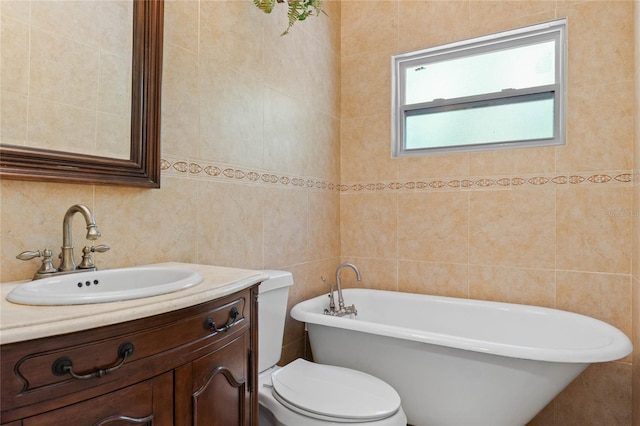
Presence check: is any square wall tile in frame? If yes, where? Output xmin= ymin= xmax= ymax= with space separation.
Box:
xmin=341 ymin=0 xmax=398 ymax=57
xmin=341 ymin=49 xmax=393 ymax=119
xmin=556 ymin=186 xmax=632 ymax=274
xmin=340 ymin=192 xmax=397 ymax=259
xmin=398 ymin=191 xmax=469 ymax=264
xmin=469 ymin=189 xmax=556 ymax=269
xmin=199 ymin=0 xmax=265 ymax=82
xmin=197 ymin=63 xmax=264 ymax=168
xmin=341 ymin=115 xmax=398 ymax=183
xmin=558 ymin=82 xmax=634 ymax=173
xmin=196 ymin=180 xmax=264 ymax=270
xmin=560 ymin=0 xmax=634 ymax=89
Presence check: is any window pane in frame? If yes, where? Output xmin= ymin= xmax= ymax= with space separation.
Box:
xmin=405 ymin=98 xmax=554 ymax=150
xmin=404 ymin=40 xmax=556 ymax=105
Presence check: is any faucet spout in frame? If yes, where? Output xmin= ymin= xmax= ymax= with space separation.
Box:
xmin=60 ymin=204 xmax=101 ymax=272
xmin=335 ymin=262 xmax=361 ymax=313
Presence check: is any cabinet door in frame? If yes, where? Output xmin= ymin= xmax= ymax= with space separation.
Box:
xmin=21 ymin=373 xmax=172 ymax=426
xmin=175 ymin=332 xmax=252 ymax=426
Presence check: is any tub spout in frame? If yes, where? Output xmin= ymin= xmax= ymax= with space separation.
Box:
xmin=334 ymin=262 xmax=360 ymax=316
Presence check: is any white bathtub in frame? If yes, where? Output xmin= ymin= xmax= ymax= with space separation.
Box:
xmin=290 ymin=289 xmax=632 ymax=426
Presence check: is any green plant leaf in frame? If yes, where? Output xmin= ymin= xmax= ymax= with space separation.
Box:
xmin=254 ymin=0 xmax=275 ymax=14
xmin=281 ymin=0 xmax=323 ymax=35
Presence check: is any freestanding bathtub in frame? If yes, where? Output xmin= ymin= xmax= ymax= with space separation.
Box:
xmin=290 ymin=289 xmax=632 ymax=426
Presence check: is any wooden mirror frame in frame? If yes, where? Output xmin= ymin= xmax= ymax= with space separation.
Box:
xmin=0 ymin=0 xmax=163 ymax=188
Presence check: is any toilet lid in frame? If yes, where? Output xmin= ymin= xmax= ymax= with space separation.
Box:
xmin=270 ymin=359 xmax=401 ymax=422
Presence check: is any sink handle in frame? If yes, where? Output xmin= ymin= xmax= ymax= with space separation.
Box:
xmin=91 ymin=244 xmax=111 ymax=253
xmin=17 ymin=249 xmax=57 ymax=277
xmin=17 ymin=250 xmax=44 ymax=261
xmin=78 ymin=244 xmax=110 ymax=269
xmin=204 ymin=307 xmax=242 ymax=333
xmin=52 ymin=342 xmax=134 ymax=380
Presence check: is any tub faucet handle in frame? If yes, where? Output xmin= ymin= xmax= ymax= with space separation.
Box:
xmin=321 ymin=276 xmax=336 ymax=314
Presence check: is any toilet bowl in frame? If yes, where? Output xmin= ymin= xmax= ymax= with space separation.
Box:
xmin=258 ymin=270 xmax=407 ymax=426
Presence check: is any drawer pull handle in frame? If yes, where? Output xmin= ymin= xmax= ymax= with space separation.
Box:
xmin=52 ymin=342 xmax=135 ymax=380
xmin=204 ymin=307 xmax=241 ymax=333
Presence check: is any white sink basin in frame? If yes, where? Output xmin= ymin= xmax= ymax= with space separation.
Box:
xmin=6 ymin=266 xmax=204 ymax=305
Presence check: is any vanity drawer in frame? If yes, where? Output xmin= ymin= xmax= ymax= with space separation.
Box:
xmin=22 ymin=372 xmax=172 ymax=426
xmin=0 ymin=289 xmax=252 ymax=419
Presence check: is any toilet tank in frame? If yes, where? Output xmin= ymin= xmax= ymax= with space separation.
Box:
xmin=258 ymin=270 xmax=294 ymax=373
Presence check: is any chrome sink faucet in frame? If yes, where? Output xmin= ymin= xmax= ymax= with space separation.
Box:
xmin=17 ymin=204 xmax=109 ymax=280
xmin=324 ymin=262 xmax=360 ymax=317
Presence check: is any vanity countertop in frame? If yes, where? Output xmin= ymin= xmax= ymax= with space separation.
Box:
xmin=0 ymin=262 xmax=267 ymax=345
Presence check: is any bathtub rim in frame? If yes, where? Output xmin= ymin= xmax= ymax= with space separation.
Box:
xmin=290 ymin=288 xmax=632 ymax=364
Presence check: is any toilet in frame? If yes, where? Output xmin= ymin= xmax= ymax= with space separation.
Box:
xmin=258 ymin=270 xmax=407 ymax=426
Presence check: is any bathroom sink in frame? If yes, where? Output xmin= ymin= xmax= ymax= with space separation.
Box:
xmin=6 ymin=266 xmax=204 ymax=305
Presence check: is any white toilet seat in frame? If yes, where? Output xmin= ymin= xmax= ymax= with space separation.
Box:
xmin=270 ymin=359 xmax=401 ymax=423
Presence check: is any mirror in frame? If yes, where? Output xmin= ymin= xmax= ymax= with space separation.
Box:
xmin=0 ymin=0 xmax=163 ymax=187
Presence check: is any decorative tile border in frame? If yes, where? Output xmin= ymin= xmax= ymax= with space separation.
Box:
xmin=339 ymin=171 xmax=633 ymax=193
xmin=161 ymin=157 xmax=633 ymax=193
xmin=161 ymin=156 xmax=339 ymax=191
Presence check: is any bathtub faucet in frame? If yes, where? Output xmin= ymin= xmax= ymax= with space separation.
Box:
xmin=330 ymin=262 xmax=360 ymax=317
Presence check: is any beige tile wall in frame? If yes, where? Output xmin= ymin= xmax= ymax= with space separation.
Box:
xmin=0 ymin=0 xmax=341 ymax=366
xmin=633 ymin=1 xmax=639 ymax=425
xmin=1 ymin=0 xmax=638 ymax=424
xmin=340 ymin=1 xmax=635 ymax=425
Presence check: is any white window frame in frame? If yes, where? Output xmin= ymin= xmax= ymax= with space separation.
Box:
xmin=391 ymin=19 xmax=567 ymax=157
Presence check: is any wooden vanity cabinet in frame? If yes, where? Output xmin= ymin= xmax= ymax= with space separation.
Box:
xmin=0 ymin=286 xmax=259 ymax=426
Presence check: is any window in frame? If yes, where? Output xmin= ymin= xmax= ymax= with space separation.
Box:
xmin=392 ymin=19 xmax=567 ymax=156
